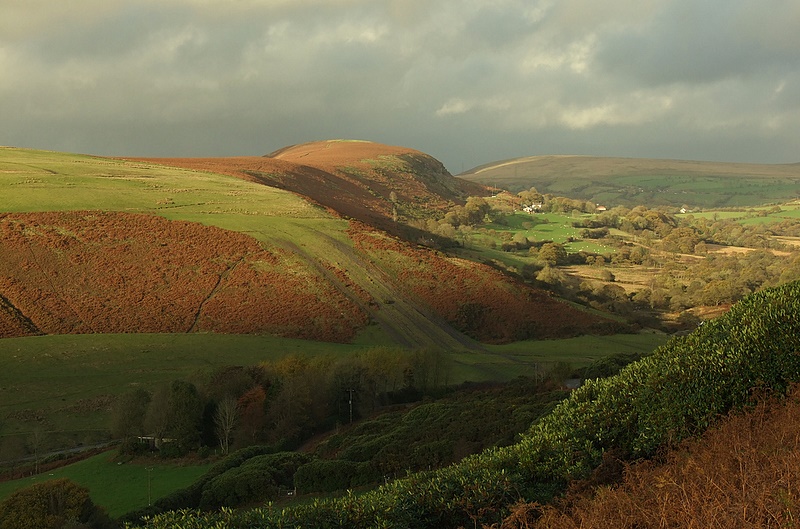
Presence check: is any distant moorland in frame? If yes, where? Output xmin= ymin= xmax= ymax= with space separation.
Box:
xmin=460 ymin=155 xmax=800 ymax=208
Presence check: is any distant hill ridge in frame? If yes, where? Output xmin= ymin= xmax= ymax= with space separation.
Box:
xmin=460 ymin=155 xmax=800 ymax=208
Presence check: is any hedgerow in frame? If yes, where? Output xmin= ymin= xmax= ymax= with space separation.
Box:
xmin=128 ymin=280 xmax=800 ymax=529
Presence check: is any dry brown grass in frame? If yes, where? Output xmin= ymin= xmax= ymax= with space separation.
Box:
xmin=499 ymin=386 xmax=800 ymax=529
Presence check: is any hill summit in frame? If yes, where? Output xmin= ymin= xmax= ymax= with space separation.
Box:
xmin=141 ymin=139 xmax=485 ymax=236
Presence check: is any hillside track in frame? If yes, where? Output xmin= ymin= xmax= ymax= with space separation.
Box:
xmin=253 ymin=219 xmax=483 ymax=350
xmin=302 ymin=232 xmax=484 ymax=351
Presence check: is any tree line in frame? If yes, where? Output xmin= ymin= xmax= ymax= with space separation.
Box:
xmin=111 ymin=348 xmax=451 ymax=457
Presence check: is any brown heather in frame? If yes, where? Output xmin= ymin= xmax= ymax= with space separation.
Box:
xmin=499 ymin=385 xmax=800 ymax=529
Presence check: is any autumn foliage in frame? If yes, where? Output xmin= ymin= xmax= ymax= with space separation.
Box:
xmin=509 ymin=385 xmax=800 ymax=529
xmin=0 ymin=211 xmax=367 ymax=341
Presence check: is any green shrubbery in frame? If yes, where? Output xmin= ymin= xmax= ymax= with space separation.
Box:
xmin=129 ymin=280 xmax=800 ymax=529
xmin=294 ymin=459 xmax=379 ymax=493
xmin=199 ymin=452 xmax=310 ymax=509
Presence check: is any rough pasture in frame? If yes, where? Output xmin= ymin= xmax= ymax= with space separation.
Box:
xmin=0 ymin=211 xmax=368 ymax=341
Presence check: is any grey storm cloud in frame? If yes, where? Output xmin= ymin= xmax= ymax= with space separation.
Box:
xmin=1 ymin=0 xmax=798 ymax=171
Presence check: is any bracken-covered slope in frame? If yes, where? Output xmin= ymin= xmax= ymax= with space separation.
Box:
xmin=0 ymin=144 xmax=618 ymax=346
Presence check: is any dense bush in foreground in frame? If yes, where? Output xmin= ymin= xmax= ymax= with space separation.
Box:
xmin=527 ymin=384 xmax=800 ymax=528
xmin=129 ymin=280 xmax=800 ymax=529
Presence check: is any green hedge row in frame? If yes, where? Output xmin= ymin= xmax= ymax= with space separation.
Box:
xmin=129 ymin=280 xmax=800 ymax=529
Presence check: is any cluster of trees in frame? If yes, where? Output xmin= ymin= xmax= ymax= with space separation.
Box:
xmin=111 ymin=348 xmax=451 ymax=457
xmin=415 ymin=187 xmax=800 ymax=326
xmin=121 ymin=359 xmax=623 ymax=524
xmin=0 ymin=478 xmax=114 ymax=529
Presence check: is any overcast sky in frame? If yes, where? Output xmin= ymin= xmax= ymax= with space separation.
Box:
xmin=2 ymin=0 xmax=798 ymax=172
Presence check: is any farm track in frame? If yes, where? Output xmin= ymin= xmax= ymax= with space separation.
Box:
xmin=270 ymin=229 xmax=483 ymax=351
xmin=188 ymin=256 xmax=248 ymax=333
xmin=318 ymin=233 xmax=486 ymax=351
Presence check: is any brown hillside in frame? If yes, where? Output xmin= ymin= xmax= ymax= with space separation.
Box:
xmin=0 ymin=211 xmax=367 ymax=341
xmin=133 ymin=139 xmax=486 ymax=236
xmin=510 ymin=386 xmax=800 ymax=528
xmin=0 ymin=210 xmax=616 ymax=345
xmin=348 ymin=223 xmax=621 ymax=343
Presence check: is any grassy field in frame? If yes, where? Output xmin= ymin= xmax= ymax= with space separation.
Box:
xmin=0 ymin=147 xmax=349 ymax=251
xmin=457 ymin=211 xmax=615 ymax=273
xmin=0 ymin=148 xmax=314 ymax=218
xmin=0 ymin=450 xmax=212 ymax=518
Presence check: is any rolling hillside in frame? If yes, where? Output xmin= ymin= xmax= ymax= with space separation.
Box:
xmin=136 ymin=139 xmax=486 ymax=238
xmin=0 ymin=143 xmax=618 ymax=348
xmin=460 ymin=155 xmax=800 ymax=208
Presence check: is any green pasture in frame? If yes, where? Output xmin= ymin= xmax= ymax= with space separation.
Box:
xmin=0 ymin=333 xmax=363 ymax=435
xmin=0 ymin=147 xmax=337 ymax=237
xmin=681 ymin=203 xmax=800 ymax=225
xmin=463 ymin=212 xmax=614 ymax=269
xmin=0 ymin=450 xmax=212 ymax=518
xmin=452 ymin=332 xmax=668 ymax=382
xmin=0 ymin=331 xmax=667 ymax=440
xmin=484 ymin=212 xmax=580 ymax=244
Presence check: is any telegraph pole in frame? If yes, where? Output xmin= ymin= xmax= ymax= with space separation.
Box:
xmin=346 ymin=388 xmax=355 ymax=423
xmin=146 ymin=467 xmax=154 ymax=506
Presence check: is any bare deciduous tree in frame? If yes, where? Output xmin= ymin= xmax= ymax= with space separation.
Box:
xmin=214 ymin=397 xmax=238 ymax=455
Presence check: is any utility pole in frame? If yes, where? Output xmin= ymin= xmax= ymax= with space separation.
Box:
xmin=146 ymin=467 xmax=154 ymax=506
xmin=346 ymin=388 xmax=355 ymax=423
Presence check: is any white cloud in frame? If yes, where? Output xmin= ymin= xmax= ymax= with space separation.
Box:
xmin=435 ymin=97 xmax=511 ymax=117
xmin=436 ymin=98 xmax=474 ymax=116
xmin=556 ymin=93 xmax=674 ymax=129
xmin=519 ymin=35 xmax=596 ymax=74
